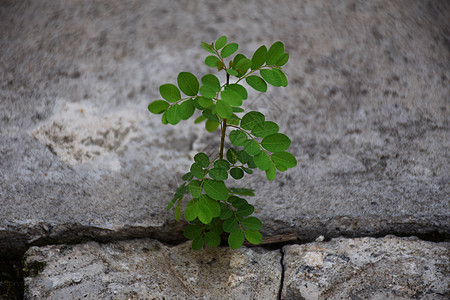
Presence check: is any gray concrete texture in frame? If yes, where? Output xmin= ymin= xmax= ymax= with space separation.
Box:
xmin=23 ymin=236 xmax=449 ymax=299
xmin=1 ymin=0 xmax=449 ymax=254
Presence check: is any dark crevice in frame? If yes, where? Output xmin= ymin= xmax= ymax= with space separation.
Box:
xmin=278 ymin=247 xmax=286 ymax=300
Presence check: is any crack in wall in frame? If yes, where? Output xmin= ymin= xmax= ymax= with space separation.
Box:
xmin=278 ymin=247 xmax=286 ymax=300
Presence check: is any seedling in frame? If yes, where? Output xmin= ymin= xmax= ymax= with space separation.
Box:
xmin=148 ymin=36 xmax=296 ymax=249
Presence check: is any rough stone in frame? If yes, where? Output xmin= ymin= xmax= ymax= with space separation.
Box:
xmin=23 ymin=238 xmax=281 ymax=299
xmin=282 ymin=235 xmax=450 ymax=299
xmin=1 ymin=0 xmax=449 ymax=254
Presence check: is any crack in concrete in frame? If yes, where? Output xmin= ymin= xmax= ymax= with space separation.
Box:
xmin=278 ymin=247 xmax=286 ymax=300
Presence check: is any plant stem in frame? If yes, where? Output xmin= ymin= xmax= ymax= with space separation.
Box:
xmin=219 ymin=73 xmax=230 ymax=159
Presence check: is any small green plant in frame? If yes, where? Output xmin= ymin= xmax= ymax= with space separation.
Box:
xmin=148 ymin=36 xmax=296 ymax=249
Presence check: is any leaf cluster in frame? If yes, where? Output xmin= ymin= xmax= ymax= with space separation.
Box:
xmin=149 ymin=36 xmax=295 ymax=249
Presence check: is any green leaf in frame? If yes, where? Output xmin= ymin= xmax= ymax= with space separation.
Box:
xmin=234 ymin=58 xmax=252 ymax=74
xmin=216 ymin=100 xmax=233 ymax=119
xmin=148 ymin=100 xmax=170 ymax=114
xmin=198 ymin=96 xmax=214 ymax=108
xmin=260 ymin=68 xmax=282 ymax=87
xmin=271 ymin=151 xmax=297 ymax=170
xmin=233 ymin=54 xmax=246 ymax=65
xmin=197 ymin=194 xmax=220 ymax=224
xmin=273 ymin=69 xmax=288 ymax=87
xmin=265 ymin=163 xmax=277 ymax=181
xmin=276 ymin=52 xmax=289 ymax=66
xmin=185 ymin=198 xmax=199 ymax=221
xmin=242 ymin=168 xmax=253 ymax=174
xmin=251 ymin=45 xmax=268 ymax=70
xmin=215 ymin=35 xmax=227 ymax=50
xmin=205 ymin=231 xmax=221 ymax=247
xmin=251 ymin=121 xmax=279 ymax=138
xmin=194 ymin=115 xmax=207 ymax=124
xmin=166 ymin=104 xmax=181 ymax=125
xmin=203 ymin=180 xmax=228 ymax=200
xmin=192 ymin=236 xmax=204 ymax=250
xmin=205 ymin=55 xmax=220 ymax=68
xmin=209 ymin=167 xmax=228 ymax=181
xmin=228 ymin=230 xmax=245 ymax=249
xmin=194 ymin=152 xmax=210 ymax=167
xmin=161 ymin=112 xmax=168 ymax=125
xmin=266 ymin=41 xmax=284 ymax=65
xmin=241 ymin=111 xmax=265 ymax=130
xmin=174 ymin=201 xmax=181 ymax=221
xmin=226 ymin=148 xmax=238 ymax=164
xmin=201 ymin=74 xmax=221 ymax=91
xmin=228 ymin=115 xmax=240 ymax=125
xmin=184 ymin=224 xmax=203 ymax=239
xmin=202 ymin=109 xmax=219 ymax=122
xmin=245 ymin=75 xmax=267 ymax=92
xmin=174 ymin=183 xmax=187 ymax=198
xmin=253 ymin=151 xmax=272 ymax=170
xmin=190 ymin=162 xmax=205 ymax=179
xmin=242 ymin=139 xmax=260 ymax=156
xmin=200 ymin=85 xmax=218 ymax=98
xmin=225 ymin=84 xmax=247 ymax=100
xmin=230 ymin=167 xmax=244 ymax=179
xmin=223 ymin=217 xmax=238 ymax=233
xmin=229 ymin=130 xmax=248 ymax=146
xmin=214 ymin=159 xmax=230 ymax=170
xmin=201 ymin=194 xmax=221 ymax=217
xmin=177 ymin=72 xmax=199 ymax=96
xmin=228 ymin=196 xmax=248 ymax=207
xmin=242 ymin=217 xmax=262 ymax=230
xmin=227 ymin=69 xmax=239 ymax=76
xmin=229 ymin=187 xmax=255 ymax=196
xmin=261 ymin=133 xmax=291 ymax=152
xmin=220 ymin=205 xmax=234 ymax=220
xmin=201 ymin=42 xmax=216 ymax=54
xmin=244 ymin=230 xmax=262 ymax=245
xmin=216 ymin=61 xmax=225 ymax=71
xmin=188 ymin=180 xmax=202 ymax=198
xmin=221 ymin=89 xmax=242 ymax=106
xmin=236 ymin=203 xmax=255 ymax=217
xmin=160 ymin=84 xmax=181 ymax=102
xmin=220 ymin=43 xmax=239 ymax=58
xmin=205 ymin=120 xmax=220 ymax=132
xmin=166 ymin=197 xmax=177 ymax=211
xmin=182 ymin=172 xmax=194 ymax=181
xmin=179 ymin=100 xmax=195 ymax=120
xmin=237 ymin=150 xmax=251 ymax=164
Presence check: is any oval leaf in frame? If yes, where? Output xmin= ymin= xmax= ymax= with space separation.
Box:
xmin=209 ymin=167 xmax=228 ymax=181
xmin=230 ymin=167 xmax=244 ymax=179
xmin=271 ymin=151 xmax=297 ymax=169
xmin=251 ymin=45 xmax=268 ymax=70
xmin=215 ymin=35 xmax=227 ymax=50
xmin=225 ymin=84 xmax=248 ymax=100
xmin=241 ymin=217 xmax=262 ymax=230
xmin=205 ymin=120 xmax=220 ymax=132
xmin=241 ymin=111 xmax=265 ymax=130
xmin=220 ymin=43 xmax=239 ymax=58
xmin=228 ymin=229 xmax=245 ymax=249
xmin=221 ymin=89 xmax=242 ymax=106
xmin=160 ymin=84 xmax=181 ymax=102
xmin=194 ymin=152 xmax=210 ymax=167
xmin=183 ymin=224 xmax=203 ymax=239
xmin=185 ymin=198 xmax=199 ymax=221
xmin=201 ymin=74 xmax=221 ymax=91
xmin=253 ymin=151 xmax=272 ymax=170
xmin=229 ymin=130 xmax=248 ymax=146
xmin=245 ymin=75 xmax=267 ymax=92
xmin=177 ymin=72 xmax=199 ymax=96
xmin=226 ymin=148 xmax=238 ymax=164
xmin=216 ymin=100 xmax=233 ymax=119
xmin=148 ymin=100 xmax=169 ymax=114
xmin=192 ymin=236 xmax=204 ymax=250
xmin=273 ymin=69 xmax=288 ymax=87
xmin=188 ymin=180 xmax=202 ymax=198
xmin=261 ymin=133 xmax=291 ymax=152
xmin=260 ymin=68 xmax=282 ymax=87
xmin=244 ymin=230 xmax=262 ymax=245
xmin=205 ymin=55 xmax=220 ymax=68
xmin=242 ymin=139 xmax=260 ymax=156
xmin=201 ymin=42 xmax=216 ymax=54
xmin=266 ymin=41 xmax=284 ymax=65
xmin=205 ymin=231 xmax=221 ymax=247
xmin=251 ymin=121 xmax=279 ymax=137
xmin=179 ymin=100 xmax=195 ymax=120
xmin=203 ymin=180 xmax=228 ymax=200
xmin=166 ymin=104 xmax=181 ymax=125
xmin=276 ymin=52 xmax=289 ymax=66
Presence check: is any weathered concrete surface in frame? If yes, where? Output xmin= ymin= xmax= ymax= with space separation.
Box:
xmin=24 ymin=238 xmax=281 ymax=299
xmin=282 ymin=236 xmax=450 ymax=299
xmin=1 ymin=0 xmax=449 ymax=255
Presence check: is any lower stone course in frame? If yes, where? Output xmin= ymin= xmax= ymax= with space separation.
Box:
xmin=24 ymin=236 xmax=449 ymax=300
